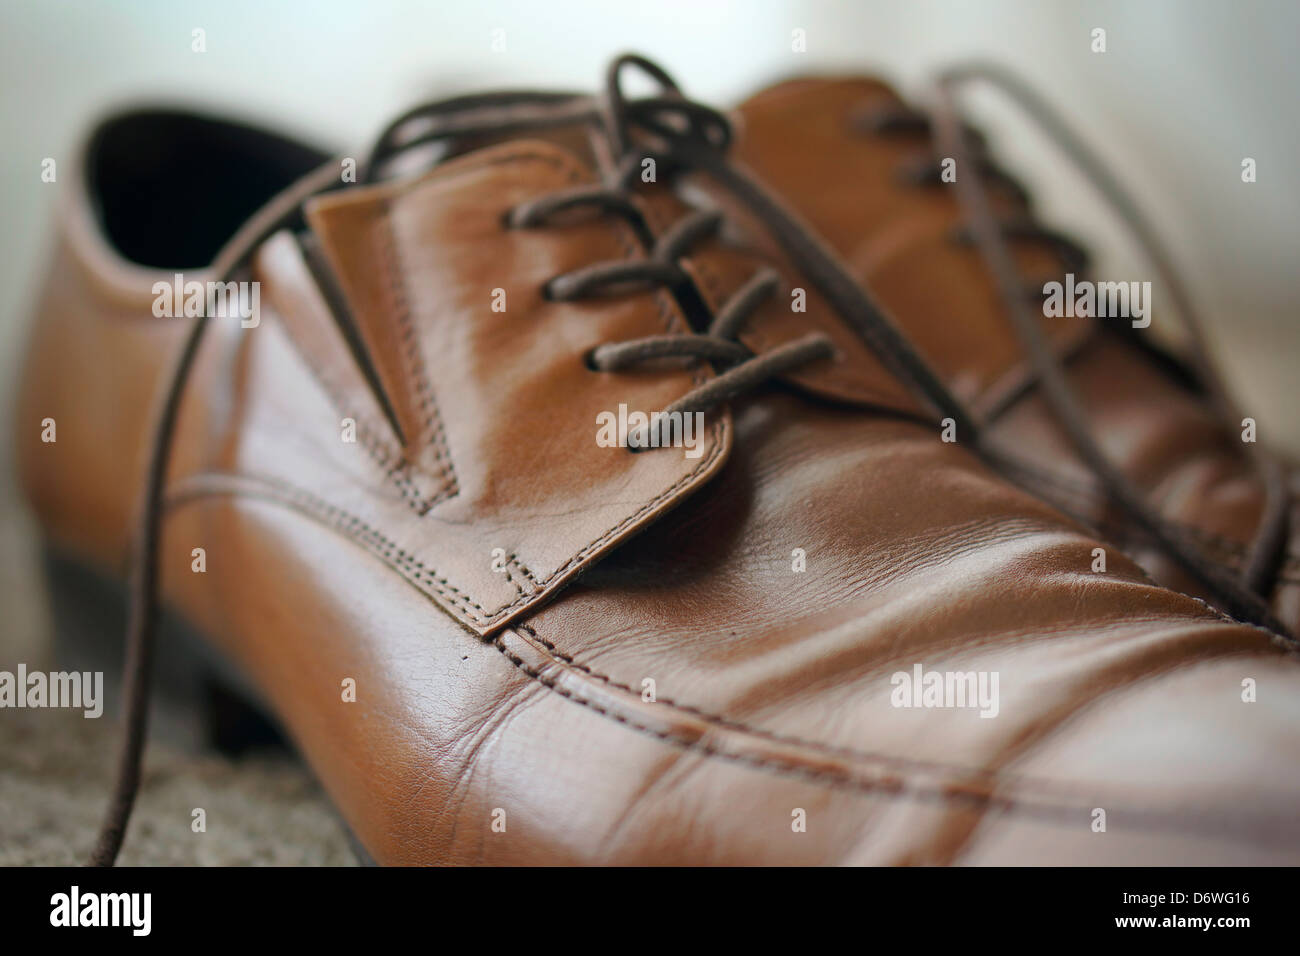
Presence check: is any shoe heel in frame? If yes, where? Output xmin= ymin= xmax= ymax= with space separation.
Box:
xmin=41 ymin=543 xmax=285 ymax=755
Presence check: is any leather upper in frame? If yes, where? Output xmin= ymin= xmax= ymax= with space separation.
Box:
xmin=14 ymin=93 xmax=1300 ymax=864
xmin=733 ymin=75 xmax=1300 ymax=632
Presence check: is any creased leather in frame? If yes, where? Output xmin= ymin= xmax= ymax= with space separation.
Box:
xmin=735 ymin=75 xmax=1300 ymax=629
xmin=16 ymin=106 xmax=1300 ymax=866
xmin=247 ymin=140 xmax=732 ymax=634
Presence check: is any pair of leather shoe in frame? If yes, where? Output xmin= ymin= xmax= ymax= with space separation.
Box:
xmin=16 ymin=54 xmax=1299 ymax=865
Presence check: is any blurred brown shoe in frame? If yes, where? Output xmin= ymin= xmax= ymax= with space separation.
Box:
xmin=734 ymin=64 xmax=1298 ymax=635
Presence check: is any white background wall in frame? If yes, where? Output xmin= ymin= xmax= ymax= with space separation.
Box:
xmin=1 ymin=0 xmax=1296 ymax=437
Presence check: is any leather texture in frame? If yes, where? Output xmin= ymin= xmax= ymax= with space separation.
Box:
xmin=14 ymin=97 xmax=1300 ymax=864
xmin=733 ymin=75 xmax=1300 ymax=632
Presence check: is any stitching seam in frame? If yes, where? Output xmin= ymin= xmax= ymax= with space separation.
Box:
xmin=169 ymin=474 xmax=493 ymax=625
xmin=374 ymin=207 xmax=459 ymax=503
xmin=488 ymin=630 xmax=1295 ymax=839
xmin=167 ymin=418 xmax=726 ymax=625
xmin=265 ymin=298 xmax=448 ymax=514
xmin=164 ymin=472 xmax=1296 ymax=836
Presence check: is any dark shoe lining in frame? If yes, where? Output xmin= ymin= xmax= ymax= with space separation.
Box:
xmin=86 ymin=110 xmax=329 ymax=269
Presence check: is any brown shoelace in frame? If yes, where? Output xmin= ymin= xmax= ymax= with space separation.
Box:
xmin=89 ymin=53 xmax=1290 ymax=866
xmin=855 ymin=63 xmax=1292 ymax=637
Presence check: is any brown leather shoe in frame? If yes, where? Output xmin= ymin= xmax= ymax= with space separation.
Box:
xmin=733 ymin=65 xmax=1299 ymax=637
xmin=15 ymin=55 xmax=1300 ymax=865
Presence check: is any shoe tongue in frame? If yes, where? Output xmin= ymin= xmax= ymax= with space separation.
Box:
xmin=740 ymin=74 xmax=903 ymax=114
xmin=369 ymin=90 xmax=617 ymax=187
xmin=734 ymin=75 xmax=1091 ymax=418
xmin=436 ymin=119 xmax=604 ymax=173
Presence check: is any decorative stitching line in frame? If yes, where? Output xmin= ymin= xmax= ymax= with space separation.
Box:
xmin=490 ymin=633 xmax=979 ymax=805
xmin=238 ymin=146 xmax=730 ymax=625
xmin=264 ymin=297 xmax=449 ymax=515
xmin=166 ymin=398 xmax=725 ymax=626
xmin=371 ymin=149 xmax=733 ymax=618
xmin=169 ymin=474 xmax=492 ymax=626
xmin=512 ymin=608 xmax=1293 ymax=792
xmin=362 ymin=146 xmax=731 ymax=617
xmin=374 ymin=204 xmax=459 ymax=502
xmin=177 ymin=462 xmax=1289 ymax=781
xmin=503 ymin=555 xmax=540 ymax=596
xmin=489 ymin=628 xmax=1298 ymax=842
xmin=513 ymin=621 xmax=1001 ymax=779
xmin=163 ymin=471 xmax=1297 ymax=840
